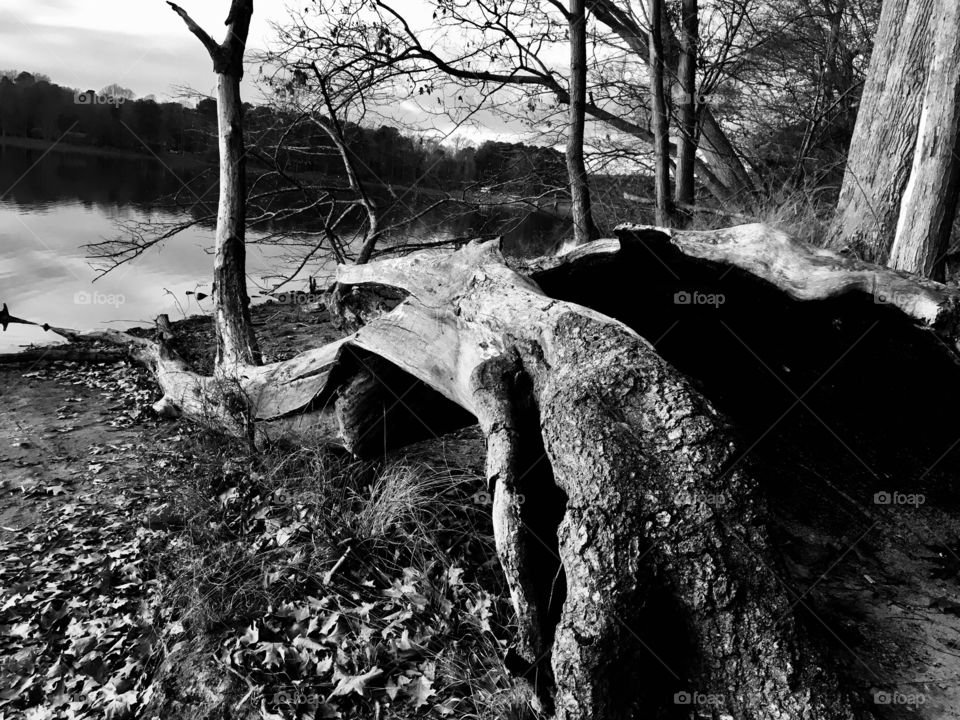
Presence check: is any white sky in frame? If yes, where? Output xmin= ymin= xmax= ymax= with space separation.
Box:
xmin=0 ymin=0 xmax=423 ymax=102
xmin=0 ymin=0 xmax=557 ymax=144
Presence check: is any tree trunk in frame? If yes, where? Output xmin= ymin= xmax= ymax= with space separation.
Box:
xmin=169 ymin=0 xmax=261 ymax=369
xmin=35 ymin=220 xmax=960 ymax=716
xmin=214 ymin=73 xmax=260 ymax=368
xmin=566 ymin=0 xmax=598 ymax=245
xmin=674 ymin=0 xmax=698 ymax=210
xmin=588 ymin=0 xmax=756 ymax=201
xmin=887 ymin=0 xmax=960 ymax=280
xmin=825 ymin=0 xmax=935 ymax=263
xmin=648 ymin=0 xmax=673 ymax=226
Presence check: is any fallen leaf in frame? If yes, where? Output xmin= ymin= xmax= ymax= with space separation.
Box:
xmin=328 ymin=666 xmax=382 ymax=699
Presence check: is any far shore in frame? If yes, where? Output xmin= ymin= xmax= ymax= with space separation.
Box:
xmin=0 ymin=135 xmax=212 ymax=168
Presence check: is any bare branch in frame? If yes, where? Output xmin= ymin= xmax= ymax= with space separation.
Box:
xmin=166 ymin=1 xmax=221 ymax=61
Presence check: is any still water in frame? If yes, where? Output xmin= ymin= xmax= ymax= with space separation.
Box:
xmin=0 ymin=143 xmax=569 ymax=352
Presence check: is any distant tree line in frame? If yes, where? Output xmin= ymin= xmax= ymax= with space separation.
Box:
xmin=0 ymin=70 xmax=569 ymax=193
xmin=0 ymin=70 xmax=213 ymax=154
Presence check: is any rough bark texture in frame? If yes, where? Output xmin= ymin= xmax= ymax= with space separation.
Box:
xmin=566 ymin=0 xmax=598 ymax=245
xmin=331 ymin=239 xmax=859 ymax=720
xmin=887 ymin=0 xmax=960 ymax=280
xmin=826 ymin=0 xmax=934 ymax=263
xmin=170 ymin=0 xmax=261 ymax=369
xmin=648 ymin=0 xmax=673 ymax=226
xmin=674 ymin=0 xmax=698 ymax=209
xmin=37 ymin=223 xmax=960 ymax=718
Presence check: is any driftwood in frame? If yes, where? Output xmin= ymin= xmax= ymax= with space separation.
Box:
xmin=19 ymin=222 xmax=960 ymax=718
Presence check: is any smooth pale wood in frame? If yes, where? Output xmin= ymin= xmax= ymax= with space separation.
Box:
xmin=614 ymin=223 xmax=958 ymax=336
xmin=36 ymin=223 xmax=960 ymax=442
xmin=170 ymin=0 xmax=261 ymax=369
xmin=37 ymin=228 xmax=960 ymax=717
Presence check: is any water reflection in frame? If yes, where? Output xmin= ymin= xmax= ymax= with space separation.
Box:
xmin=0 ymin=143 xmax=570 ymax=352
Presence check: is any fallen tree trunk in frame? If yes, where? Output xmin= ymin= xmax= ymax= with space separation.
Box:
xmin=24 ymin=223 xmax=960 ymax=717
xmin=329 ymin=240 xmax=860 ymax=718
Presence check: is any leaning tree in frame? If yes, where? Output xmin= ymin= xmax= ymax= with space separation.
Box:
xmin=827 ymin=0 xmax=960 ymax=280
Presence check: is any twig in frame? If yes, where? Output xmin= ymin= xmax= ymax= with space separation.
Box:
xmin=322 ymin=545 xmax=352 ymax=585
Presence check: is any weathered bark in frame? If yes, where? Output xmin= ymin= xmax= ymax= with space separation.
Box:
xmin=30 ymin=222 xmax=960 ymax=717
xmin=329 ymin=239 xmax=857 ymax=720
xmin=886 ymin=0 xmax=960 ymax=280
xmin=43 ymin=223 xmax=960 ymax=437
xmin=674 ymin=0 xmax=698 ymax=210
xmin=648 ymin=0 xmax=673 ymax=226
xmin=169 ymin=0 xmax=261 ymax=369
xmin=826 ymin=0 xmax=935 ymax=263
xmin=566 ymin=0 xmax=598 ymax=245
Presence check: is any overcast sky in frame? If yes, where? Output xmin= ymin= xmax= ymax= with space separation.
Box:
xmin=0 ymin=0 xmax=308 ymax=102
xmin=0 ymin=0 xmax=542 ymax=144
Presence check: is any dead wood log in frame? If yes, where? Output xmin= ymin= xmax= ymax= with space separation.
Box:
xmin=324 ymin=237 xmax=863 ymax=719
xmin=21 ymin=223 xmax=960 ymax=717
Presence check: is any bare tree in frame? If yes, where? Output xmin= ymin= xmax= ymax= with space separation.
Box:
xmin=292 ymin=0 xmax=753 ymax=208
xmin=648 ymin=0 xmax=673 ymax=225
xmin=167 ymin=0 xmax=261 ymax=368
xmin=588 ymin=0 xmax=756 ymax=201
xmin=674 ymin=0 xmax=699 ymax=209
xmin=566 ymin=0 xmax=599 ymax=243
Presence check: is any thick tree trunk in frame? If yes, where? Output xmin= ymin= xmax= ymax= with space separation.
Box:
xmin=674 ymin=0 xmax=698 ymax=210
xmin=648 ymin=0 xmax=673 ymax=226
xmin=887 ymin=0 xmax=960 ymax=280
xmin=826 ymin=0 xmax=935 ymax=263
xmin=330 ymin=239 xmax=860 ymax=720
xmin=36 ymin=222 xmax=960 ymax=717
xmin=169 ymin=0 xmax=261 ymax=369
xmin=566 ymin=0 xmax=598 ymax=245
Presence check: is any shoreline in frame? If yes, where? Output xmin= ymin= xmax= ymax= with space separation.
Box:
xmin=0 ymin=135 xmax=212 ymax=168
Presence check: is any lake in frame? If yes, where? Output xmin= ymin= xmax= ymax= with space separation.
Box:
xmin=0 ymin=143 xmax=569 ymax=352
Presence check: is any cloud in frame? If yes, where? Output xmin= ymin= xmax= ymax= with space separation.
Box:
xmin=0 ymin=0 xmax=277 ymax=100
